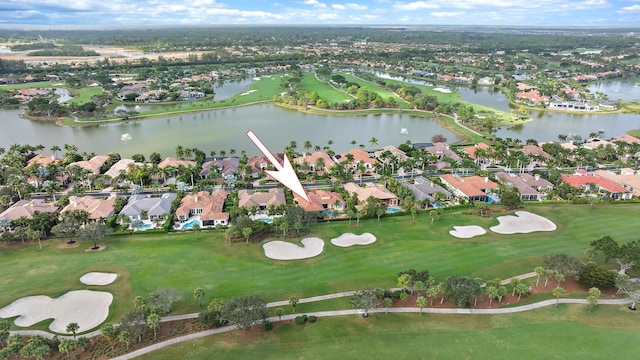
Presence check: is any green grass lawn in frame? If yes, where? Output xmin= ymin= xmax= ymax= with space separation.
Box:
xmin=628 ymin=129 xmax=640 ymax=138
xmin=1 ymin=204 xmax=638 ymax=331
xmin=300 ymin=72 xmax=352 ymax=104
xmin=0 ymin=81 xmax=59 ymax=90
xmin=139 ymin=304 xmax=640 ymax=360
xmin=67 ymin=86 xmax=104 ymax=105
xmin=336 ymin=72 xmax=410 ymax=109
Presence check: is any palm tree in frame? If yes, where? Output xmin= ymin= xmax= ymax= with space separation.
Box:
xmin=66 ymin=322 xmax=79 ymax=341
xmin=369 ymin=137 xmax=379 ymax=150
xmin=194 ymin=288 xmax=205 ymax=307
xmin=552 ymin=286 xmax=566 ymax=307
xmin=303 ymin=140 xmax=312 ymax=155
xmin=50 ymin=145 xmax=61 ymax=159
xmin=350 ymin=140 xmax=357 ymax=148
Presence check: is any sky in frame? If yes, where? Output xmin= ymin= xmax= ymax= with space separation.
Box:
xmin=0 ymin=0 xmax=639 ymax=27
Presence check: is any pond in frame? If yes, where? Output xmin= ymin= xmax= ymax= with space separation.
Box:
xmin=458 ymin=85 xmax=640 ymax=142
xmin=588 ymin=81 xmax=640 ymax=103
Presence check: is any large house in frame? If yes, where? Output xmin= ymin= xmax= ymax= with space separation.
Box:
xmin=119 ymin=193 xmax=177 ymax=222
xmin=293 ymin=190 xmax=345 ymax=213
xmin=61 ymin=195 xmax=116 ymax=221
xmin=237 ymin=188 xmax=286 ymax=214
xmin=199 ymin=157 xmax=240 ymax=179
xmin=0 ymin=199 xmax=58 ymax=223
xmin=104 ymin=159 xmax=145 ymax=181
xmin=158 ymin=157 xmax=196 ymax=169
xmin=594 ymin=169 xmax=640 ymax=197
xmin=293 ymin=152 xmax=335 ymax=174
xmin=68 ymin=155 xmax=110 ymax=176
xmin=561 ymin=170 xmax=632 ymax=200
xmin=495 ymin=172 xmax=553 ymax=201
xmin=439 ymin=174 xmax=498 ymax=202
xmin=246 ymin=153 xmax=285 ymax=178
xmin=422 ymin=143 xmax=462 ymax=170
xmin=175 ymin=190 xmax=229 ymax=227
xmin=337 ymin=149 xmax=377 ymax=173
xmin=343 ymin=182 xmax=399 ymax=207
xmin=402 ymin=176 xmax=452 ymax=207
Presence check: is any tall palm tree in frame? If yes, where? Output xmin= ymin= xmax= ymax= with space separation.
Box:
xmin=50 ymin=145 xmax=61 ymax=159
xmin=369 ymin=137 xmax=379 ymax=149
xmin=303 ymin=140 xmax=313 ymax=155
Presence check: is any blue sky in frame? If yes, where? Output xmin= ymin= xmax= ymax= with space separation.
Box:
xmin=0 ymin=0 xmax=639 ymax=27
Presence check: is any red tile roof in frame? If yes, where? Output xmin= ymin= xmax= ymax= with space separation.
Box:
xmin=561 ymin=171 xmax=630 ymax=194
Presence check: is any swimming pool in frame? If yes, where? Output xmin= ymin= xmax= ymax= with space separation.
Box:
xmin=135 ymin=223 xmax=153 ymax=230
xmin=386 ymin=207 xmax=400 ymax=213
xmin=256 ymin=218 xmax=273 ymax=224
xmin=182 ymin=219 xmax=201 ymax=229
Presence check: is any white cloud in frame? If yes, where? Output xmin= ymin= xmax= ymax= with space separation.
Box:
xmin=430 ymin=11 xmax=466 ymax=17
xmin=333 ymin=3 xmax=367 ymax=10
xmin=618 ymin=5 xmax=640 ymax=13
xmin=345 ymin=3 xmax=367 ymax=10
xmin=394 ymin=2 xmax=440 ymax=11
xmin=303 ymin=0 xmax=327 ymax=8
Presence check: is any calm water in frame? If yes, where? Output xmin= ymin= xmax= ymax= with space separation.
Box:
xmin=458 ymin=87 xmax=512 ymax=112
xmin=588 ymin=81 xmax=640 ymax=103
xmin=459 ymin=85 xmax=640 ymax=142
xmin=213 ymin=78 xmax=254 ymax=100
xmin=0 ymin=105 xmax=459 ymax=158
xmin=4 ymin=78 xmax=640 ymax=157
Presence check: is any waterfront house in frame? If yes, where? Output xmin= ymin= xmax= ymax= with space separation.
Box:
xmin=68 ymin=155 xmax=109 ymax=176
xmin=199 ymin=157 xmax=240 ymax=179
xmin=293 ymin=152 xmax=335 ymax=174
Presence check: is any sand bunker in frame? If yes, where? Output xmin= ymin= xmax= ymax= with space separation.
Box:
xmin=449 ymin=225 xmax=487 ymax=239
xmin=0 ymin=290 xmax=113 ymax=333
xmin=263 ymin=237 xmax=324 ymax=260
xmin=490 ymin=211 xmax=557 ymax=234
xmin=330 ymin=232 xmax=377 ymax=247
xmin=433 ymin=87 xmax=452 ymax=93
xmin=80 ymin=272 xmax=118 ymax=286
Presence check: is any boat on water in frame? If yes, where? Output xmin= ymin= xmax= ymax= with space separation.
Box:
xmin=400 ymin=128 xmax=409 ymax=135
xmin=121 ymin=133 xmax=132 ymax=141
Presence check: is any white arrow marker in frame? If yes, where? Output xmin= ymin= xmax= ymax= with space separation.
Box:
xmin=246 ymin=130 xmax=310 ymax=203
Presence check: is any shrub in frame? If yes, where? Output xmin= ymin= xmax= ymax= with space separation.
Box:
xmin=294 ymin=316 xmax=306 ymax=325
xmin=579 ymin=262 xmax=617 ymax=289
xmin=264 ymin=321 xmax=273 ymax=331
xmin=308 ymin=315 xmax=317 ymax=323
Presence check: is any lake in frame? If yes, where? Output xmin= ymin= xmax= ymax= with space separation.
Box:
xmin=0 ymin=105 xmax=459 ymax=158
